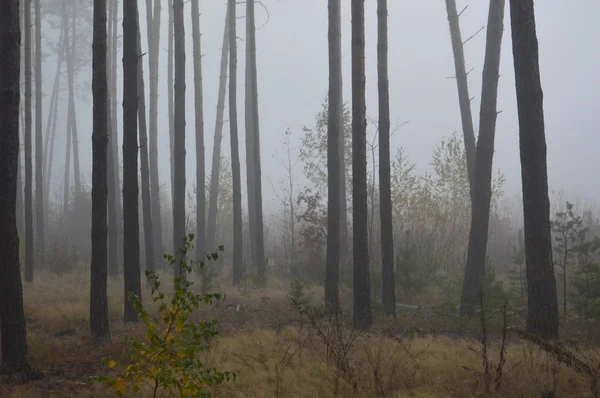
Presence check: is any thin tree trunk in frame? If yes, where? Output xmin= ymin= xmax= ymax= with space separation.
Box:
xmin=24 ymin=0 xmax=33 ymax=282
xmin=136 ymin=6 xmax=156 ymax=273
xmin=245 ymin=0 xmax=257 ymax=273
xmin=351 ymin=0 xmax=372 ymax=330
xmin=206 ymin=10 xmax=230 ymax=252
xmin=247 ymin=0 xmax=266 ymax=283
xmin=172 ymin=0 xmax=187 ymax=278
xmin=325 ymin=0 xmax=342 ymax=312
xmin=377 ymin=0 xmax=395 ymax=317
xmin=0 ymin=0 xmax=31 ymax=373
xmin=34 ymin=0 xmax=44 ymax=267
xmin=445 ymin=0 xmax=476 ymax=201
xmin=460 ymin=0 xmax=505 ymax=317
xmin=68 ymin=3 xmax=81 ymax=197
xmin=122 ymin=0 xmax=141 ymax=323
xmin=91 ymin=0 xmax=111 ymax=346
xmin=191 ymin=0 xmax=206 ymax=263
xmin=228 ymin=0 xmax=243 ymax=285
xmin=509 ymin=0 xmax=559 ymax=338
xmin=168 ymin=0 xmax=175 ymax=211
xmin=107 ymin=0 xmax=119 ymax=277
xmin=63 ymin=115 xmax=71 ymax=216
xmin=146 ymin=0 xmax=165 ymax=265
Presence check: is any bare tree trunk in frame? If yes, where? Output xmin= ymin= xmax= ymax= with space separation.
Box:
xmin=228 ymin=0 xmax=243 ymax=285
xmin=191 ymin=0 xmax=205 ymax=263
xmin=352 ymin=0 xmax=372 ymax=330
xmin=91 ymin=0 xmax=111 ymax=346
xmin=377 ymin=0 xmax=396 ymax=317
xmin=145 ymin=0 xmax=165 ymax=265
xmin=68 ymin=3 xmax=81 ymax=197
xmin=34 ymin=0 xmax=44 ymax=267
xmin=136 ymin=6 xmax=156 ymax=273
xmin=107 ymin=0 xmax=119 ymax=277
xmin=246 ymin=0 xmax=266 ymax=283
xmin=168 ymin=0 xmax=175 ymax=211
xmin=122 ymin=0 xmax=141 ymax=323
xmin=460 ymin=0 xmax=505 ymax=317
xmin=0 ymin=0 xmax=32 ymax=372
xmin=325 ymin=0 xmax=342 ymax=312
xmin=24 ymin=0 xmax=33 ymax=282
xmin=445 ymin=0 xmax=476 ymax=201
xmin=172 ymin=0 xmax=187 ymax=278
xmin=509 ymin=0 xmax=559 ymax=338
xmin=206 ymin=10 xmax=230 ymax=252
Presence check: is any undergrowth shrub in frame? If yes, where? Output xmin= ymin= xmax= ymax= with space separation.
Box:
xmin=93 ymin=235 xmax=235 ymax=397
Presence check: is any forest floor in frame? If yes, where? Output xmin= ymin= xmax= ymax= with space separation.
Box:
xmin=1 ymin=270 xmax=600 ymax=397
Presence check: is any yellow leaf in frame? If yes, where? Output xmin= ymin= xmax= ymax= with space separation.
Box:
xmin=108 ymin=360 xmax=117 ymax=369
xmin=115 ymin=378 xmax=127 ymax=394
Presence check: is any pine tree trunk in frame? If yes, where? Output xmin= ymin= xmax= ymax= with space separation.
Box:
xmin=228 ymin=0 xmax=243 ymax=285
xmin=325 ymin=0 xmax=342 ymax=312
xmin=91 ymin=0 xmax=111 ymax=346
xmin=34 ymin=0 xmax=44 ymax=267
xmin=63 ymin=106 xmax=72 ymax=217
xmin=172 ymin=0 xmax=187 ymax=278
xmin=0 ymin=0 xmax=31 ymax=373
xmin=377 ymin=0 xmax=396 ymax=317
xmin=122 ymin=0 xmax=141 ymax=323
xmin=191 ymin=0 xmax=206 ymax=263
xmin=206 ymin=10 xmax=230 ymax=252
xmin=246 ymin=0 xmax=266 ymax=283
xmin=146 ymin=0 xmax=165 ymax=266
xmin=460 ymin=0 xmax=505 ymax=317
xmin=24 ymin=0 xmax=34 ymax=282
xmin=107 ymin=0 xmax=119 ymax=277
xmin=445 ymin=0 xmax=476 ymax=201
xmin=509 ymin=0 xmax=559 ymax=338
xmin=168 ymin=0 xmax=175 ymax=212
xmin=136 ymin=6 xmax=156 ymax=273
xmin=351 ymin=0 xmax=372 ymax=330
xmin=68 ymin=3 xmax=81 ymax=197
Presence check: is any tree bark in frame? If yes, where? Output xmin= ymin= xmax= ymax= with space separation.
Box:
xmin=460 ymin=0 xmax=505 ymax=317
xmin=168 ymin=0 xmax=175 ymax=211
xmin=136 ymin=6 xmax=156 ymax=273
xmin=351 ymin=0 xmax=372 ymax=330
xmin=91 ymin=0 xmax=111 ymax=346
xmin=63 ymin=100 xmax=72 ymax=217
xmin=445 ymin=0 xmax=476 ymax=201
xmin=146 ymin=0 xmax=165 ymax=266
xmin=0 ymin=0 xmax=31 ymax=372
xmin=67 ymin=3 xmax=81 ymax=197
xmin=172 ymin=0 xmax=187 ymax=278
xmin=122 ymin=0 xmax=141 ymax=323
xmin=509 ymin=0 xmax=559 ymax=338
xmin=34 ymin=0 xmax=44 ymax=268
xmin=377 ymin=0 xmax=396 ymax=317
xmin=325 ymin=0 xmax=342 ymax=312
xmin=228 ymin=0 xmax=243 ymax=285
xmin=206 ymin=10 xmax=230 ymax=252
xmin=24 ymin=0 xmax=33 ymax=282
xmin=191 ymin=0 xmax=206 ymax=262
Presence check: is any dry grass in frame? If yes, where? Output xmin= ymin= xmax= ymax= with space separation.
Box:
xmin=1 ymin=270 xmax=599 ymax=397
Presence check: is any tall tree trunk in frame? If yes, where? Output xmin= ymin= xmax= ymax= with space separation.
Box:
xmin=206 ymin=10 xmax=230 ymax=252
xmin=172 ymin=0 xmax=187 ymax=278
xmin=146 ymin=0 xmax=165 ymax=266
xmin=245 ymin=0 xmax=257 ymax=273
xmin=377 ymin=0 xmax=395 ymax=317
xmin=0 ymin=0 xmax=31 ymax=373
xmin=445 ymin=0 xmax=476 ymax=201
xmin=136 ymin=6 xmax=156 ymax=273
xmin=246 ymin=0 xmax=266 ymax=283
xmin=228 ymin=0 xmax=243 ymax=285
xmin=67 ymin=3 xmax=81 ymax=197
xmin=325 ymin=0 xmax=342 ymax=312
xmin=91 ymin=0 xmax=111 ymax=346
xmin=509 ymin=0 xmax=559 ymax=338
xmin=168 ymin=0 xmax=175 ymax=211
xmin=460 ymin=0 xmax=505 ymax=317
xmin=24 ymin=0 xmax=33 ymax=282
xmin=191 ymin=0 xmax=205 ymax=262
xmin=122 ymin=0 xmax=141 ymax=323
xmin=107 ymin=0 xmax=119 ymax=277
xmin=351 ymin=0 xmax=372 ymax=330
xmin=63 ymin=107 xmax=72 ymax=217
xmin=34 ymin=0 xmax=44 ymax=267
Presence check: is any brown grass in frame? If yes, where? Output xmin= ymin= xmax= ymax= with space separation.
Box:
xmin=0 ymin=270 xmax=599 ymax=397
